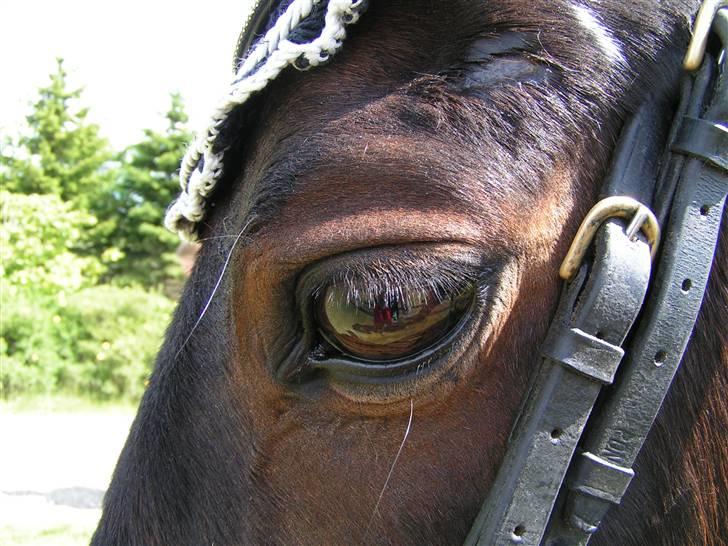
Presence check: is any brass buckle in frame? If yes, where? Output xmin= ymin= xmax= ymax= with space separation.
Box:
xmin=683 ymin=0 xmax=728 ymax=71
xmin=559 ymin=196 xmax=661 ymax=281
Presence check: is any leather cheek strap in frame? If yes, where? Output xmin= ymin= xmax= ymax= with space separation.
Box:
xmin=542 ymin=35 xmax=728 ymax=546
xmin=464 ymin=222 xmax=654 ymax=546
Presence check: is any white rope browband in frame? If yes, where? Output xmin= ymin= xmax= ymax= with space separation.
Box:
xmin=165 ymin=0 xmax=368 ymax=241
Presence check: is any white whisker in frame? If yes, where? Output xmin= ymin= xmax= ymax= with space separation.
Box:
xmin=364 ymin=399 xmax=414 ymax=539
xmin=174 ymin=219 xmax=253 ymax=361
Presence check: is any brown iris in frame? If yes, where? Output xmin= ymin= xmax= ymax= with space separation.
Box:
xmin=316 ymin=284 xmax=474 ymax=362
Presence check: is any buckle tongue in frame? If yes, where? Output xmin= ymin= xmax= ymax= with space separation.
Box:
xmin=683 ymin=0 xmax=728 ymax=71
xmin=559 ymin=196 xmax=660 ymax=281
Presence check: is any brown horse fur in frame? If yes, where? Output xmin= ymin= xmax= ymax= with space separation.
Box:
xmin=92 ymin=1 xmax=726 ymax=544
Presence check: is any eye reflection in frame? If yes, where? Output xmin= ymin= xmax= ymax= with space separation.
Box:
xmin=316 ymin=283 xmax=474 ymax=362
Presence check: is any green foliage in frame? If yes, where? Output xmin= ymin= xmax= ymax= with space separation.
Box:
xmin=0 ymin=59 xmax=191 ymax=399
xmin=1 ymin=191 xmax=104 ymax=293
xmin=1 ymin=286 xmax=174 ymax=400
xmin=0 ymin=58 xmax=113 ymax=208
xmin=0 ymin=60 xmax=188 ymax=401
xmin=0 ymin=522 xmax=100 ymax=546
xmin=93 ymin=92 xmax=192 ymax=287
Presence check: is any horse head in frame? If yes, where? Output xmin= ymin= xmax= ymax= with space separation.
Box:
xmin=93 ymin=1 xmax=727 ymax=544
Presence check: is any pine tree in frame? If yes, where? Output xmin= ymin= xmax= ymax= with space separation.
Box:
xmin=0 ymin=58 xmax=113 ymax=207
xmin=95 ymin=92 xmax=192 ymax=287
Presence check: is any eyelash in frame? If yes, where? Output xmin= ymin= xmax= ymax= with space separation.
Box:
xmin=311 ymin=270 xmax=474 ymax=310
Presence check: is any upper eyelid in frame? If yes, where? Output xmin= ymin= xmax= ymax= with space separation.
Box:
xmin=317 ymin=263 xmax=478 ymax=306
xmin=295 ymin=246 xmax=489 ymax=308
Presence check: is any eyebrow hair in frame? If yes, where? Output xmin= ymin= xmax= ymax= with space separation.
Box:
xmin=241 ymin=144 xmax=321 ymax=235
xmin=238 ymin=134 xmax=481 ymax=240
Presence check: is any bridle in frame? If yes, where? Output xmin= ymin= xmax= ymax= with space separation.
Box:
xmin=466 ymin=2 xmax=727 ymax=543
xmin=166 ymin=1 xmax=728 ymax=544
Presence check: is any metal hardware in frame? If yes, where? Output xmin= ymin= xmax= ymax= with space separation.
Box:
xmin=683 ymin=0 xmax=727 ymax=71
xmin=559 ymin=196 xmax=660 ymax=281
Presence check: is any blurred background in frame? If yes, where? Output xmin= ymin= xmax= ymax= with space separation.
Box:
xmin=1 ymin=1 xmax=253 ymax=543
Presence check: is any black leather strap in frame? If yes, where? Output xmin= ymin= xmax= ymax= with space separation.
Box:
xmin=464 ymin=222 xmax=653 ymax=546
xmin=543 ymin=46 xmax=727 ymax=545
xmin=541 ymin=327 xmax=624 ymax=385
xmin=540 ymin=12 xmax=728 ymax=546
xmin=672 ymin=116 xmax=728 ymax=169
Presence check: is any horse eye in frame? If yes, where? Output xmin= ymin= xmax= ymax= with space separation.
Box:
xmin=315 ymin=283 xmax=474 ymax=362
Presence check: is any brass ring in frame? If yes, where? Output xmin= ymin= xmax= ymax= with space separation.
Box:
xmin=559 ymin=196 xmax=661 ymax=281
xmin=683 ymin=0 xmax=728 ymax=71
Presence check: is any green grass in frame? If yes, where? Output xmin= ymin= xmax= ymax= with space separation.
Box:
xmin=0 ymin=394 xmax=137 ymax=414
xmin=0 ymin=522 xmax=99 ymax=546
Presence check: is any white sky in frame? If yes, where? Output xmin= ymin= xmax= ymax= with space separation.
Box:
xmin=0 ymin=0 xmax=254 ymax=149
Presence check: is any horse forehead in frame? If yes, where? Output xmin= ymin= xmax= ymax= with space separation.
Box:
xmin=219 ymin=0 xmax=669 ymax=243
xmin=243 ymin=0 xmax=641 ymax=150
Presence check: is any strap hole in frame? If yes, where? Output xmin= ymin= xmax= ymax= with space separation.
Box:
xmin=595 ymin=331 xmax=605 ymax=340
xmin=681 ymin=278 xmax=692 ymax=292
xmin=700 ymin=205 xmax=710 ymax=216
xmin=654 ymin=350 xmax=667 ymax=367
xmin=511 ymin=524 xmax=526 ymax=542
xmin=550 ymin=428 xmax=563 ymax=443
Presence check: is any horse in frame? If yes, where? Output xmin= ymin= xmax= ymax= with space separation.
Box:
xmin=92 ymin=1 xmax=727 ymax=544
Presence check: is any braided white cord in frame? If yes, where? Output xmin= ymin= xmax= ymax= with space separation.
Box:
xmin=166 ymin=0 xmax=365 ymax=240
xmin=178 ymin=0 xmax=320 ymax=188
xmin=237 ymin=0 xmax=319 ymax=79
